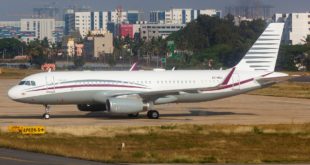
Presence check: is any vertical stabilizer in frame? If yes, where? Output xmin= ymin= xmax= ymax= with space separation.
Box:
xmin=235 ymin=23 xmax=284 ymax=72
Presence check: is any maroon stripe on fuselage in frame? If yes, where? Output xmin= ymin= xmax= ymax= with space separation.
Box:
xmin=29 ymin=84 xmax=146 ymax=92
xmin=202 ymin=78 xmax=254 ymax=91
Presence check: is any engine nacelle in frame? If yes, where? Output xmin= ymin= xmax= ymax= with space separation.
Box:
xmin=106 ymin=98 xmax=149 ymax=114
xmin=77 ymin=104 xmax=106 ymax=111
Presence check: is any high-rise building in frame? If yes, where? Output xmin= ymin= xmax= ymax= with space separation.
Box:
xmin=73 ymin=11 xmax=110 ymax=38
xmin=150 ymin=9 xmax=221 ymax=24
xmin=274 ymin=13 xmax=310 ymax=45
xmin=64 ymin=9 xmax=75 ymax=35
xmin=20 ymin=18 xmax=56 ymax=43
xmin=64 ymin=9 xmax=131 ymax=38
xmin=150 ymin=11 xmax=165 ymax=23
xmin=127 ymin=10 xmax=143 ymax=24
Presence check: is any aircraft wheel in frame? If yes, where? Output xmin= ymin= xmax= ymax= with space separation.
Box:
xmin=147 ymin=110 xmax=159 ymax=119
xmin=43 ymin=113 xmax=50 ymax=119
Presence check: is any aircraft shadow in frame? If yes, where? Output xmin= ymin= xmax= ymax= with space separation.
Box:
xmin=0 ymin=109 xmax=255 ymax=120
xmin=160 ymin=109 xmax=255 ymax=117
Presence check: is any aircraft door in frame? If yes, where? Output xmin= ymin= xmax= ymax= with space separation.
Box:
xmin=45 ymin=74 xmax=55 ymax=93
xmin=232 ymin=73 xmax=240 ymax=90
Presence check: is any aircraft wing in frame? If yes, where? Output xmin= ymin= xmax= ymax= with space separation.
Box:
xmin=92 ymin=84 xmax=222 ymax=104
xmin=92 ymin=68 xmax=235 ymax=104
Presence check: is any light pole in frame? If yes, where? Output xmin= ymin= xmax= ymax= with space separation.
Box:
xmin=2 ymin=49 xmax=6 ymax=60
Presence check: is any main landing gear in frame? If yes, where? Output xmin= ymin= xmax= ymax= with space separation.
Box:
xmin=43 ymin=105 xmax=50 ymax=119
xmin=147 ymin=110 xmax=159 ymax=119
xmin=128 ymin=113 xmax=139 ymax=118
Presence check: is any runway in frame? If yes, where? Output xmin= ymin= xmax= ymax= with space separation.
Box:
xmin=1 ymin=79 xmax=310 ymax=129
xmin=0 ymin=148 xmax=107 ymax=165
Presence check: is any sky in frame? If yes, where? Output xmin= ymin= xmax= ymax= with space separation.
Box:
xmin=0 ymin=0 xmax=309 ymax=21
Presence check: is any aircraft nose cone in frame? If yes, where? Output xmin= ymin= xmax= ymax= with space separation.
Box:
xmin=8 ymin=87 xmax=18 ymax=100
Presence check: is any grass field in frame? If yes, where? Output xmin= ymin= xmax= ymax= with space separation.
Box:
xmin=1 ymin=124 xmax=310 ymax=163
xmin=0 ymin=68 xmax=40 ymax=79
xmin=250 ymin=82 xmax=310 ymax=99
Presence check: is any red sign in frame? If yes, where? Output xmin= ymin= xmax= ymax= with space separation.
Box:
xmin=120 ymin=24 xmax=134 ymax=38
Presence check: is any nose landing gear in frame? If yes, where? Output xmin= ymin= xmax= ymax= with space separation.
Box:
xmin=43 ymin=105 xmax=50 ymax=119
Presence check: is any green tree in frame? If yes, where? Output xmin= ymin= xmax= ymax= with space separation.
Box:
xmin=167 ymin=15 xmax=266 ymax=69
xmin=73 ymin=56 xmax=85 ymax=68
xmin=277 ymin=45 xmax=308 ymax=71
xmin=0 ymin=38 xmax=26 ymax=59
xmin=27 ymin=38 xmax=52 ymax=67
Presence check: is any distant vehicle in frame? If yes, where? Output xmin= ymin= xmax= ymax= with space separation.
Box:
xmin=8 ymin=23 xmax=288 ymax=119
xmin=41 ymin=63 xmax=56 ymax=71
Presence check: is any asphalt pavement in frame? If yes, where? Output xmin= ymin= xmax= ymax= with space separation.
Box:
xmin=289 ymin=76 xmax=310 ymax=82
xmin=0 ymin=148 xmax=107 ymax=165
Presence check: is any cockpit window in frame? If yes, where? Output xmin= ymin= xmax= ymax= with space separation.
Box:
xmin=18 ymin=81 xmax=26 ymax=85
xmin=18 ymin=81 xmax=36 ymax=86
xmin=31 ymin=81 xmax=36 ymax=86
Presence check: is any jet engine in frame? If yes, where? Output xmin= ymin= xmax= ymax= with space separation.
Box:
xmin=106 ymin=98 xmax=150 ymax=114
xmin=77 ymin=104 xmax=106 ymax=111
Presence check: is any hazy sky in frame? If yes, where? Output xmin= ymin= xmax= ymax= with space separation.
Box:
xmin=0 ymin=0 xmax=309 ymax=20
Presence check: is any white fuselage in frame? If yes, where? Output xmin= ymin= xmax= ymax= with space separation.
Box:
xmin=8 ymin=69 xmax=265 ymax=105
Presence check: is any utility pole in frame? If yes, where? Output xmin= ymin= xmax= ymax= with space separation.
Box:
xmin=2 ymin=49 xmax=5 ymax=60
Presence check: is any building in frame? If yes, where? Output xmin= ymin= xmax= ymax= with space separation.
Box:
xmin=20 ymin=18 xmax=56 ymax=43
xmin=108 ymin=9 xmax=128 ymax=24
xmin=120 ymin=24 xmax=134 ymax=38
xmin=150 ymin=11 xmax=165 ymax=23
xmin=234 ymin=16 xmax=254 ymax=26
xmin=66 ymin=38 xmax=75 ymax=57
xmin=274 ymin=13 xmax=310 ymax=45
xmin=65 ymin=9 xmax=130 ymax=38
xmin=0 ymin=21 xmax=20 ymax=27
xmin=54 ymin=21 xmax=65 ymax=42
xmin=64 ymin=9 xmax=75 ymax=35
xmin=0 ymin=20 xmax=63 ymax=43
xmin=73 ymin=11 xmax=109 ymax=38
xmin=62 ymin=31 xmax=83 ymax=57
xmin=84 ymin=29 xmax=113 ymax=59
xmin=0 ymin=21 xmax=30 ymax=39
xmin=140 ymin=23 xmax=185 ymax=40
xmin=127 ymin=10 xmax=143 ymax=24
xmin=199 ymin=9 xmax=221 ymax=18
xmin=150 ymin=9 xmax=221 ymax=24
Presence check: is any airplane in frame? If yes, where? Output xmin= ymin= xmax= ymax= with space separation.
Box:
xmin=8 ymin=23 xmax=288 ymax=119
